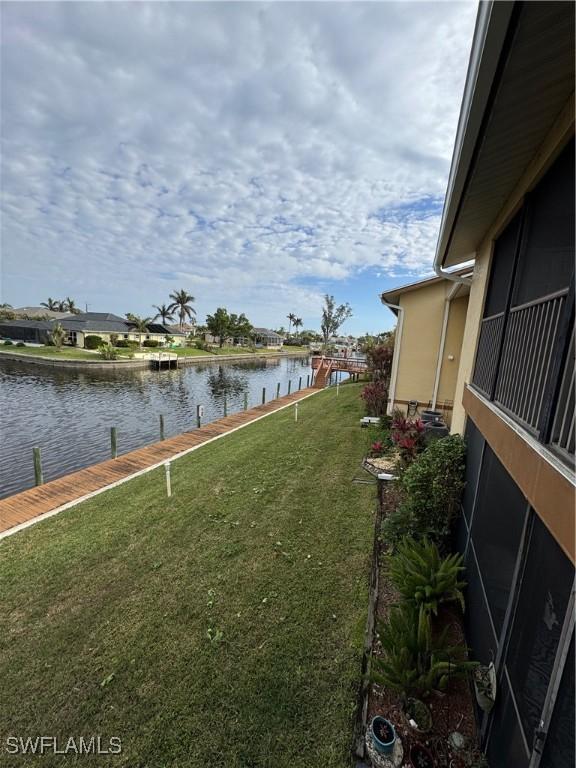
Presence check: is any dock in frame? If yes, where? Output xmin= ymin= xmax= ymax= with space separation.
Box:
xmin=0 ymin=387 xmax=319 ymax=538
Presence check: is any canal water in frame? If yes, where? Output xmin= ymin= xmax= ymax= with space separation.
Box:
xmin=0 ymin=355 xmax=315 ymax=498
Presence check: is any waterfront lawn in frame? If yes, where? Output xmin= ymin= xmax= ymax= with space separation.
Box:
xmin=0 ymin=384 xmax=374 ymax=768
xmin=0 ymin=345 xmax=107 ymax=360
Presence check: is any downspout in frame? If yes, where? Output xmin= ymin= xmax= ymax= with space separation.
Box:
xmin=380 ymin=298 xmax=404 ymax=416
xmin=431 ymin=282 xmax=461 ymax=410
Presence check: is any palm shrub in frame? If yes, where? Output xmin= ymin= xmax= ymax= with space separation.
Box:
xmin=98 ymin=343 xmax=118 ymax=360
xmin=371 ymin=603 xmax=476 ymax=699
xmin=387 ymin=538 xmax=466 ymax=623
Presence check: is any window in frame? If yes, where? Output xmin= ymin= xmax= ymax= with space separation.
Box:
xmin=470 ymin=446 xmax=528 ymax=635
xmin=505 ymin=515 xmax=574 ymax=741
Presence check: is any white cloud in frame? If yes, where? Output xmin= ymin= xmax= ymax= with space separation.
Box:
xmin=0 ymin=1 xmax=477 ymax=328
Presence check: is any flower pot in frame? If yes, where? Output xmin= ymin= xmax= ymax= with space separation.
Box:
xmin=474 ymin=662 xmax=497 ymax=712
xmin=409 ymin=742 xmax=435 ymax=768
xmin=423 ymin=421 xmax=449 ymax=444
xmin=404 ymin=698 xmax=432 ymax=733
xmin=370 ymin=716 xmax=396 ymax=755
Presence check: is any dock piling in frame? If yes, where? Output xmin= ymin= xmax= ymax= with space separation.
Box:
xmin=196 ymin=404 xmax=203 ymax=428
xmin=287 ymin=380 xmax=291 ymax=395
xmin=298 ymin=376 xmax=302 ymax=391
xmin=307 ymin=374 xmax=310 ymax=388
xmin=33 ymin=447 xmax=43 ymax=486
xmin=159 ymin=414 xmax=165 ymax=441
xmin=110 ymin=427 xmax=117 ymax=459
xmin=276 ymin=382 xmax=280 ymax=399
xmin=243 ymin=392 xmax=248 ymax=411
xmin=223 ymin=395 xmax=228 ymax=417
xmin=262 ymin=387 xmax=266 ymax=405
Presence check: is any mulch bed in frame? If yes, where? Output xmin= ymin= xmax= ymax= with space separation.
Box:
xmin=365 ymin=482 xmax=481 ymax=768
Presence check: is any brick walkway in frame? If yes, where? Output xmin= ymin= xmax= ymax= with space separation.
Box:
xmin=0 ymin=388 xmax=319 ymax=538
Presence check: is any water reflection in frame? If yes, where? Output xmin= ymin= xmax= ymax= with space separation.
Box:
xmin=0 ymin=356 xmax=311 ymax=497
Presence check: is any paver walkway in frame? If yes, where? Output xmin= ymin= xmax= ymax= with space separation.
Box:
xmin=0 ymin=388 xmax=319 ymax=537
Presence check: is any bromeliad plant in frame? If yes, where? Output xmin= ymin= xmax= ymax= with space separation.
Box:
xmin=387 ymin=537 xmax=466 ymax=621
xmin=390 ymin=412 xmax=425 ymax=464
xmin=371 ymin=603 xmax=476 ymax=700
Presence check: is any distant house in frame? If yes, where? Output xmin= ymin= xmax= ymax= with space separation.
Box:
xmin=12 ymin=306 xmax=73 ymax=320
xmin=251 ymin=328 xmax=283 ymax=349
xmin=0 ymin=312 xmax=187 ymax=348
xmin=381 ymin=268 xmax=471 ymax=424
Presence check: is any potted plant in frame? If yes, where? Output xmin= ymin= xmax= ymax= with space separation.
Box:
xmin=404 ymin=697 xmax=432 ymax=733
xmin=473 ymin=662 xmax=496 ymax=712
xmin=409 ymin=742 xmax=435 ymax=768
xmin=370 ymin=715 xmax=396 ymax=755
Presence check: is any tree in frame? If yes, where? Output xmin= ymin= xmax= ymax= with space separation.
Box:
xmin=152 ymin=304 xmax=175 ymax=324
xmin=320 ymin=295 xmax=352 ymax=347
xmin=41 ymin=298 xmax=59 ymax=311
xmin=127 ymin=314 xmax=152 ymax=348
xmin=229 ymin=313 xmax=253 ymax=344
xmin=206 ymin=308 xmax=232 ymax=347
xmin=64 ymin=297 xmax=80 ymax=314
xmin=168 ymin=289 xmax=196 ymax=332
xmin=286 ymin=312 xmax=296 ymax=336
xmin=293 ymin=317 xmax=303 ymax=339
xmin=49 ymin=322 xmax=66 ymax=350
xmin=366 ymin=345 xmax=394 ymax=385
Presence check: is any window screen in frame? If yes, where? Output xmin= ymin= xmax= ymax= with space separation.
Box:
xmin=505 ymin=514 xmax=574 ymax=740
xmin=486 ymin=674 xmax=530 ymax=768
xmin=483 ymin=210 xmax=521 ymax=318
xmin=464 ymin=546 xmax=499 ymax=666
xmin=541 ymin=635 xmax=575 ymax=768
xmin=470 ymin=446 xmax=528 ymax=635
xmin=462 ymin=418 xmax=484 ymax=523
xmin=512 ymin=139 xmax=575 ymax=307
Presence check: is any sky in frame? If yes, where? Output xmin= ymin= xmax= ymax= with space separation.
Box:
xmin=0 ymin=1 xmax=477 ymax=335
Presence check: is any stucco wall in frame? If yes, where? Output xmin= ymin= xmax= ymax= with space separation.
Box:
xmin=437 ymin=294 xmax=469 ymax=407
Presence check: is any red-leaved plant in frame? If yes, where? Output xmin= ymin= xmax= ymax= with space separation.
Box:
xmin=391 ymin=413 xmax=425 ymax=463
xmin=370 ymin=440 xmax=385 ymax=457
xmin=361 ymin=381 xmax=389 ymax=417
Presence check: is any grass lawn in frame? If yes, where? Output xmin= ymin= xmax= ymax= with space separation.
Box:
xmin=0 ymin=384 xmax=374 ymax=767
xmin=0 ymin=345 xmax=111 ymax=360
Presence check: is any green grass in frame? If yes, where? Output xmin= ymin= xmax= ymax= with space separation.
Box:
xmin=0 ymin=384 xmax=374 ymax=767
xmin=0 ymin=345 xmax=111 ymax=360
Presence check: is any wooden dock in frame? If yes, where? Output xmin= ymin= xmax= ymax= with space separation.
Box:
xmin=0 ymin=388 xmax=319 ymax=538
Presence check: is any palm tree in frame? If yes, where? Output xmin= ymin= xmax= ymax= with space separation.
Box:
xmin=287 ymin=312 xmax=296 ymax=336
xmin=64 ymin=297 xmax=79 ymax=314
xmin=293 ymin=317 xmax=303 ymax=339
xmin=41 ymin=298 xmax=59 ymax=311
xmin=152 ymin=304 xmax=175 ymax=325
xmin=127 ymin=314 xmax=153 ymax=348
xmin=168 ymin=289 xmax=196 ymax=332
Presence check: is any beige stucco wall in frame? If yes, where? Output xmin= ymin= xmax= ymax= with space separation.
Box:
xmin=437 ymin=294 xmax=469 ymax=407
xmin=450 ymin=94 xmax=575 ymax=434
xmin=391 ymin=281 xmax=468 ymax=422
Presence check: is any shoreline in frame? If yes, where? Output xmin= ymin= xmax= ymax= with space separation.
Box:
xmin=0 ymin=348 xmax=311 ymax=370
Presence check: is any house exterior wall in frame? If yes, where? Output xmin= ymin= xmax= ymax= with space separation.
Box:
xmin=389 ymin=280 xmax=468 ymax=422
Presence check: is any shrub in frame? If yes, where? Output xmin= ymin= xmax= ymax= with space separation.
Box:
xmin=195 ymin=339 xmax=212 ymax=352
xmin=3 ymin=339 xmax=14 ymax=346
xmin=110 ymin=333 xmax=119 ymax=346
xmin=387 ymin=538 xmax=466 ymax=622
xmin=361 ymin=381 xmax=389 ymax=417
xmin=371 ymin=603 xmax=476 ymax=700
xmin=16 ymin=341 xmax=26 ymax=347
xmin=98 ymin=343 xmax=119 ymax=360
xmin=143 ymin=339 xmax=160 ymax=347
xmin=115 ymin=339 xmax=129 ymax=347
xmin=399 ymin=435 xmax=466 ymax=547
xmin=391 ymin=412 xmax=426 ymax=465
xmin=85 ymin=335 xmax=102 ymax=350
xmin=366 ymin=344 xmax=393 ymax=384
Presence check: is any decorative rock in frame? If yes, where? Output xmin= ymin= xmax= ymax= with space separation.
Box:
xmin=365 ymin=731 xmax=403 ymax=768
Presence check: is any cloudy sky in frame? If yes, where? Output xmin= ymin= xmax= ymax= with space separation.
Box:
xmin=1 ymin=1 xmax=477 ymax=334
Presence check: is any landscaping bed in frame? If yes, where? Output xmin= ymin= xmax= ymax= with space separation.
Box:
xmin=356 ymin=361 xmax=486 ymax=767
xmin=365 ymin=482 xmax=481 ymax=768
